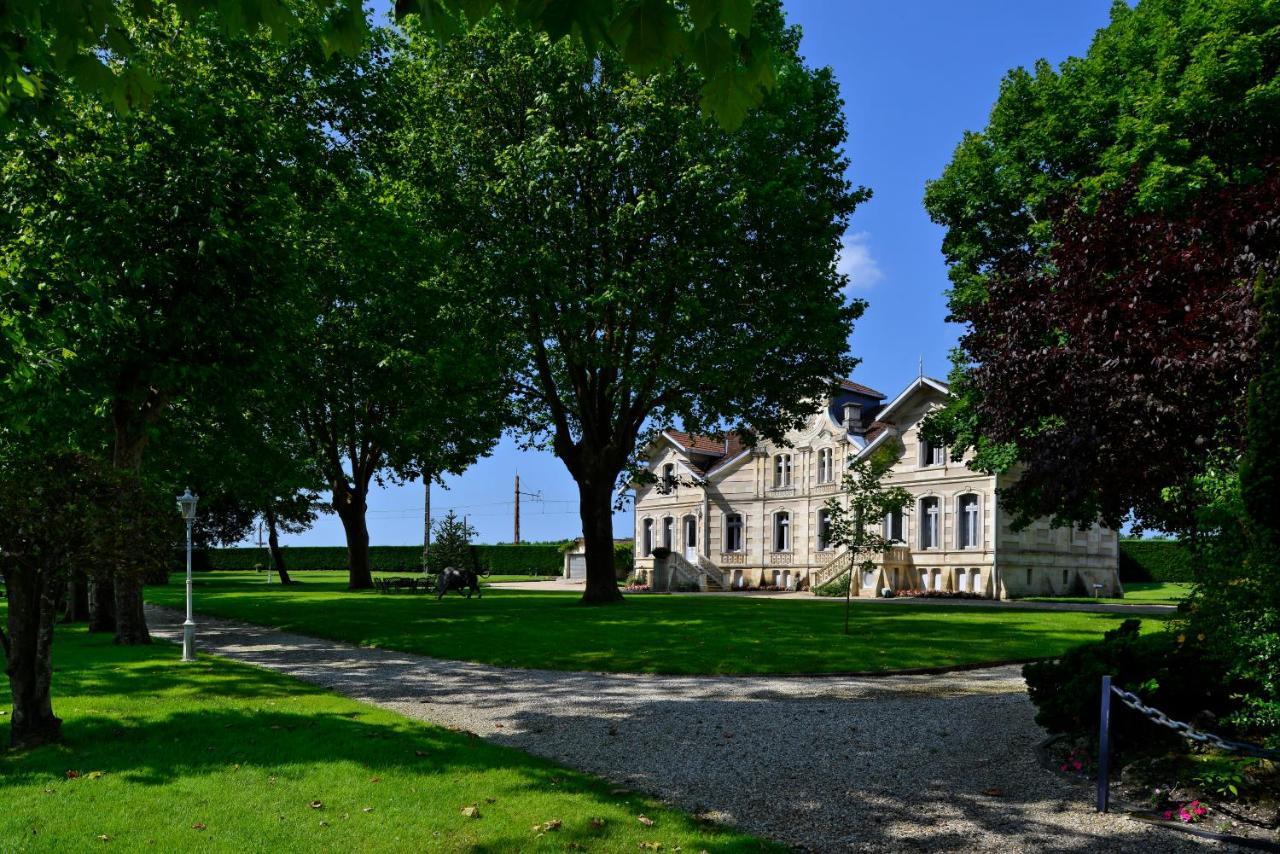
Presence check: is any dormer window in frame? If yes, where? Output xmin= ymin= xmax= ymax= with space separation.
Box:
xmin=773 ymin=453 xmax=792 ymax=488
xmin=920 ymin=436 xmax=945 ymax=468
xmin=817 ymin=448 xmax=834 ymax=483
xmin=660 ymin=463 xmax=676 ymax=494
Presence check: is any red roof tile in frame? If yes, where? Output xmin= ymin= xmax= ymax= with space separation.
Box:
xmin=838 ymin=378 xmax=887 ymax=398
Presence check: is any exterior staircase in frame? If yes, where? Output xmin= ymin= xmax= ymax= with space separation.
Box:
xmin=653 ymin=550 xmax=725 ymax=592
xmin=810 ymin=550 xmax=854 ymax=590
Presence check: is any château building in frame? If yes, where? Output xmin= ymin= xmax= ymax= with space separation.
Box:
xmin=632 ymin=376 xmax=1123 ymax=599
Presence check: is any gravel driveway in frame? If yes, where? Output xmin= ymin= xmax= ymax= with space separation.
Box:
xmin=145 ymin=605 xmax=1226 ymax=852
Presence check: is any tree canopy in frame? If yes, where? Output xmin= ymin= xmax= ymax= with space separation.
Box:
xmin=922 ymin=0 xmax=1280 ymax=531
xmin=391 ymin=0 xmax=864 ymax=601
xmin=3 ymin=0 xmax=773 ymax=126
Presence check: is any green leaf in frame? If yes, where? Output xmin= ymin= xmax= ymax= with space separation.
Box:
xmin=610 ymin=0 xmax=685 ymax=75
xmin=720 ymin=0 xmax=754 ymax=34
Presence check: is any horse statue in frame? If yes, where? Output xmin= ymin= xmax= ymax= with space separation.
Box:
xmin=435 ymin=566 xmax=487 ymax=600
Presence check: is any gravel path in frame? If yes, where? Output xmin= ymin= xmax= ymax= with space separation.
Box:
xmin=145 ymin=605 xmax=1227 ymax=852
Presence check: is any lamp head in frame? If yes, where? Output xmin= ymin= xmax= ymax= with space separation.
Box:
xmin=176 ymin=487 xmax=199 ymax=522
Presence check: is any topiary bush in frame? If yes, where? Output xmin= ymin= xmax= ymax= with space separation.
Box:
xmin=1023 ymin=619 xmax=1236 ymax=751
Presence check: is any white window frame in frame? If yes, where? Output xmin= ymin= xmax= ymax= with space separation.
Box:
xmin=817 ymin=508 xmax=833 ymax=551
xmin=662 ymin=516 xmax=674 ymax=550
xmin=919 ymin=436 xmax=944 ymax=468
xmin=660 ymin=462 xmax=676 ymax=494
xmin=773 ymin=511 xmax=791 ymax=552
xmin=884 ymin=508 xmax=904 ymax=544
xmin=724 ymin=513 xmax=743 ymax=553
xmin=642 ymin=518 xmax=654 ymax=557
xmin=817 ymin=448 xmax=834 ymax=484
xmin=919 ymin=497 xmax=940 ymax=550
xmin=773 ymin=453 xmax=792 ymax=488
xmin=957 ymin=493 xmax=980 ymax=550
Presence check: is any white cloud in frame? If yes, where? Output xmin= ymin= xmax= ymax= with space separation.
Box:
xmin=837 ymin=231 xmax=884 ymax=290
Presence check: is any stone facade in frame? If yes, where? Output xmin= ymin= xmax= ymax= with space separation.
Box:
xmin=632 ymin=376 xmax=1122 ymax=599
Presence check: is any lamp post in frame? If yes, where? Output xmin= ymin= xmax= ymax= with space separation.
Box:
xmin=176 ymin=487 xmax=199 ymax=662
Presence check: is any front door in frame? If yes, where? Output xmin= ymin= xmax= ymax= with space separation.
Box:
xmin=683 ymin=516 xmax=698 ymax=562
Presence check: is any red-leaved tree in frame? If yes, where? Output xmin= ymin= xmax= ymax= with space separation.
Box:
xmin=948 ymin=170 xmax=1279 ymax=531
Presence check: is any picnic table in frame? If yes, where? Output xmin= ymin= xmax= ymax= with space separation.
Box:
xmin=374 ymin=575 xmax=433 ymax=594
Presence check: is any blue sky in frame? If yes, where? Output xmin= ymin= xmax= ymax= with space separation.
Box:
xmin=278 ymin=0 xmax=1119 ymax=549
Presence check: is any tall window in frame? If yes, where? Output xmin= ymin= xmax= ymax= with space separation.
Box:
xmin=724 ymin=513 xmax=743 ymax=552
xmin=884 ymin=508 xmax=904 ymax=543
xmin=817 ymin=508 xmax=833 ymax=550
xmin=773 ymin=453 xmax=792 ymax=487
xmin=642 ymin=519 xmax=654 ymax=556
xmin=958 ymin=493 xmax=980 ymax=549
xmin=662 ymin=516 xmax=674 ymax=550
xmin=920 ymin=497 xmax=940 ymax=549
xmin=817 ymin=448 xmax=834 ymax=483
xmin=660 ymin=462 xmax=676 ymax=493
xmin=773 ymin=511 xmax=791 ymax=551
xmin=920 ymin=436 xmax=944 ymax=467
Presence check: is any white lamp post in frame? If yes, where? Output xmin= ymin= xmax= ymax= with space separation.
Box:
xmin=176 ymin=487 xmax=199 ymax=662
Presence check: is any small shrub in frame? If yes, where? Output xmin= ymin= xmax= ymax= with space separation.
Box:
xmin=1022 ymin=619 xmax=1233 ymax=750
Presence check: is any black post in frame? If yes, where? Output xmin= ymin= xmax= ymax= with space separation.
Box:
xmin=1097 ymin=674 xmax=1112 ymax=813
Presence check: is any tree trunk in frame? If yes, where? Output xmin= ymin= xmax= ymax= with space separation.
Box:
xmin=108 ymin=405 xmax=150 ymax=643
xmin=112 ymin=573 xmax=150 ymax=645
xmin=87 ymin=575 xmax=116 ymax=633
xmin=336 ymin=496 xmax=374 ymax=590
xmin=577 ymin=476 xmax=623 ymax=604
xmin=264 ymin=508 xmax=293 ymax=585
xmin=4 ymin=569 xmax=63 ymax=748
xmin=63 ymin=571 xmax=90 ymax=623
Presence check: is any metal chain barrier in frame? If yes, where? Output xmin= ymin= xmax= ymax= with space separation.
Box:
xmin=1097 ymin=674 xmax=1280 ymax=814
xmin=1109 ymin=685 xmax=1280 ymax=760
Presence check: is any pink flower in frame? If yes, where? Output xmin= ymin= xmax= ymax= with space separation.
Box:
xmin=1072 ymin=760 xmax=1083 ymax=770
xmin=1060 ymin=764 xmax=1069 ymax=771
xmin=1194 ymin=806 xmax=1207 ymax=816
xmin=1163 ymin=810 xmax=1173 ymax=820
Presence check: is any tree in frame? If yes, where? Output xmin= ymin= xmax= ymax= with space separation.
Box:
xmin=428 ymin=511 xmax=477 ymax=575
xmin=922 ymin=0 xmax=1280 ymax=531
xmin=281 ymin=128 xmax=509 ymax=590
xmin=392 ymin=1 xmax=864 ymax=603
xmin=822 ymin=439 xmax=911 ymax=635
xmin=0 ymin=450 xmax=171 ymax=748
xmin=937 ymin=174 xmax=1275 ymax=532
xmin=2 ymin=1 xmax=768 ymax=126
xmin=0 ymin=16 xmax=346 ymax=641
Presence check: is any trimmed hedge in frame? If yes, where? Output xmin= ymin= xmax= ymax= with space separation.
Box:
xmin=1119 ymin=539 xmax=1196 ymax=583
xmin=190 ymin=544 xmax=568 ymax=576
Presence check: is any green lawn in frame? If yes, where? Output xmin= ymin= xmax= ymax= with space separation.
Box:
xmin=145 ymin=571 xmax=1166 ymax=675
xmin=0 ymin=622 xmax=769 ymax=852
xmin=1025 ymin=581 xmax=1192 ymax=606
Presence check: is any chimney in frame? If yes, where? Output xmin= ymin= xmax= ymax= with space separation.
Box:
xmin=843 ymin=402 xmax=863 ymax=432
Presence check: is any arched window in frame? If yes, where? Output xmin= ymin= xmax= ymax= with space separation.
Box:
xmin=662 ymin=516 xmax=674 ymax=550
xmin=817 ymin=508 xmax=833 ymax=550
xmin=724 ymin=513 xmax=743 ymax=553
xmin=884 ymin=508 xmax=904 ymax=543
xmin=817 ymin=448 xmax=834 ymax=483
xmin=773 ymin=511 xmax=791 ymax=551
xmin=920 ymin=497 xmax=940 ymax=549
xmin=958 ymin=493 xmax=980 ymax=549
xmin=773 ymin=453 xmax=792 ymax=487
xmin=642 ymin=518 xmax=654 ymax=557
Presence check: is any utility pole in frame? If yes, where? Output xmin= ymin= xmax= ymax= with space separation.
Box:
xmin=422 ymin=473 xmax=431 ymax=574
xmin=513 ymin=475 xmax=542 ymax=545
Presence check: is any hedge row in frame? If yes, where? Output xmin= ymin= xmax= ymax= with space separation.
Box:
xmin=1119 ymin=539 xmax=1195 ymax=583
xmin=190 ymin=540 xmax=637 ymax=577
xmin=190 ymin=544 xmax=569 ymax=576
